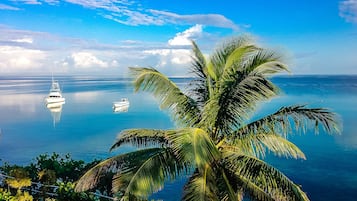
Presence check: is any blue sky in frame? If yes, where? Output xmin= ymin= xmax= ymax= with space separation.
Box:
xmin=0 ymin=0 xmax=356 ymax=76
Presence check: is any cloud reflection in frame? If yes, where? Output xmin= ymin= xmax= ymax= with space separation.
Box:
xmin=0 ymin=93 xmax=44 ymax=114
xmin=72 ymin=91 xmax=100 ymax=103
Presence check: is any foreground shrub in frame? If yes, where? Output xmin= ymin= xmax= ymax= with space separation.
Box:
xmin=0 ymin=153 xmax=104 ymax=200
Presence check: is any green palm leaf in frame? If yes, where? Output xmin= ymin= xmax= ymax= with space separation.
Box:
xmin=223 ymin=150 xmax=309 ymax=201
xmin=242 ymin=49 xmax=288 ymax=75
xmin=188 ymin=41 xmax=210 ymax=109
xmin=130 ymin=67 xmax=200 ymax=126
xmin=221 ymin=133 xmax=306 ymax=159
xmin=116 ymin=148 xmax=189 ymax=200
xmin=167 ymin=128 xmax=220 ymax=169
xmin=110 ymin=129 xmax=170 ymax=151
xmin=223 ymin=45 xmax=257 ymax=78
xmin=201 ymin=53 xmax=287 ymax=139
xmin=182 ymin=168 xmax=219 ymax=201
xmin=75 ymin=148 xmax=163 ymax=192
xmin=236 ymin=104 xmax=341 ymax=137
xmin=232 ymin=171 xmax=275 ymax=201
xmin=207 ymin=36 xmax=253 ymax=81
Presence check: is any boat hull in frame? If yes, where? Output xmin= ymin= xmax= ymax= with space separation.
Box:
xmin=46 ymin=100 xmax=65 ymax=108
xmin=45 ymin=98 xmax=65 ymax=104
xmin=113 ymin=102 xmax=129 ymax=108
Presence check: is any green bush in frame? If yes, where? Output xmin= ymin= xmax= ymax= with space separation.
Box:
xmin=0 ymin=153 xmax=104 ymax=200
xmin=57 ymin=182 xmax=97 ymax=201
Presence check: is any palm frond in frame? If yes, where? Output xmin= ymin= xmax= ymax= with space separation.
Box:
xmin=201 ymin=47 xmax=289 ymax=140
xmin=188 ymin=41 xmax=210 ymax=109
xmin=233 ymin=172 xmax=275 ymax=201
xmin=110 ymin=129 xmax=170 ymax=151
xmin=75 ymin=148 xmax=163 ymax=192
xmin=207 ymin=36 xmax=253 ymax=81
xmin=200 ymin=71 xmax=282 ymax=140
xmin=217 ymin=166 xmax=242 ymax=201
xmin=183 ymin=163 xmax=242 ymax=201
xmin=182 ymin=167 xmax=219 ymax=201
xmin=222 ymin=151 xmax=310 ymax=201
xmin=242 ymin=49 xmax=289 ymax=75
xmin=221 ymin=132 xmax=306 ymax=159
xmin=236 ymin=104 xmax=341 ymax=138
xmin=130 ymin=67 xmax=200 ymax=126
xmin=167 ymin=128 xmax=220 ymax=169
xmin=117 ymin=148 xmax=190 ymax=199
xmin=223 ymin=45 xmax=257 ymax=78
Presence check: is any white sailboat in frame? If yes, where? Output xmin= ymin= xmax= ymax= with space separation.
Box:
xmin=45 ymin=77 xmax=65 ymax=104
xmin=113 ymin=98 xmax=129 ymax=108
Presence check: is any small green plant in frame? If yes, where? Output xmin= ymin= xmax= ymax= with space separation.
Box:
xmin=5 ymin=168 xmax=31 ymax=190
xmin=31 ymin=153 xmax=87 ymax=182
xmin=13 ymin=190 xmax=33 ymax=201
xmin=0 ymin=188 xmax=14 ymax=201
xmin=1 ymin=168 xmax=33 ymax=201
xmin=57 ymin=182 xmax=96 ymax=201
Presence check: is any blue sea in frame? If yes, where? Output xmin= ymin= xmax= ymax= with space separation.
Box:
xmin=0 ymin=75 xmax=356 ymax=201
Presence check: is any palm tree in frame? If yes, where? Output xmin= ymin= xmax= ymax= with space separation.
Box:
xmin=75 ymin=36 xmax=340 ymax=201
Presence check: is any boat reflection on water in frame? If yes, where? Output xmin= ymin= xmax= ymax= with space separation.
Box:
xmin=113 ymin=104 xmax=129 ymax=113
xmin=46 ymin=101 xmax=65 ymax=127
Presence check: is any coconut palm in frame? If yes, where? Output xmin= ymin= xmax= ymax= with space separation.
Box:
xmin=75 ymin=36 xmax=340 ymax=201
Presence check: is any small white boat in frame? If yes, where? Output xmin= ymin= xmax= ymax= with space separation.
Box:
xmin=45 ymin=79 xmax=65 ymax=104
xmin=113 ymin=98 xmax=129 ymax=112
xmin=113 ymin=98 xmax=129 ymax=108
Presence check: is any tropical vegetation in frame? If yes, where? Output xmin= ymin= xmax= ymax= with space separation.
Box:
xmin=75 ymin=36 xmax=340 ymax=201
xmin=0 ymin=153 xmax=104 ymax=201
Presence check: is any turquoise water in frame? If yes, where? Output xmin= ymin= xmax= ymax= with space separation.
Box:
xmin=0 ymin=75 xmax=356 ymax=201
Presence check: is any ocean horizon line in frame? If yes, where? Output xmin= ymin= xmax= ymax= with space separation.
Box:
xmin=1 ymin=73 xmax=357 ymax=79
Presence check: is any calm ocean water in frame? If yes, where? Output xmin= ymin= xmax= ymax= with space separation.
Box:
xmin=0 ymin=75 xmax=356 ymax=201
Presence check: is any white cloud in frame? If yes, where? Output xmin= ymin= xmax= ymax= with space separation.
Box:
xmin=43 ymin=0 xmax=59 ymax=5
xmin=102 ymin=11 xmax=164 ymax=26
xmin=12 ymin=0 xmax=238 ymax=29
xmin=144 ymin=49 xmax=191 ymax=68
xmin=339 ymin=0 xmax=357 ymax=23
xmin=0 ymin=3 xmax=20 ymax=10
xmin=0 ymin=46 xmax=47 ymax=71
xmin=0 ymin=26 xmax=200 ymax=76
xmin=111 ymin=60 xmax=118 ymax=66
xmin=71 ymin=52 xmax=109 ymax=68
xmin=12 ymin=0 xmax=42 ymax=5
xmin=12 ymin=37 xmax=34 ymax=44
xmin=140 ymin=25 xmax=207 ymax=74
xmin=144 ymin=49 xmax=171 ymax=56
xmin=65 ymin=0 xmax=127 ymax=12
xmin=104 ymin=8 xmax=238 ymax=29
xmin=168 ymin=24 xmax=203 ymax=46
xmin=150 ymin=10 xmax=239 ymax=30
xmin=170 ymin=49 xmax=192 ymax=65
